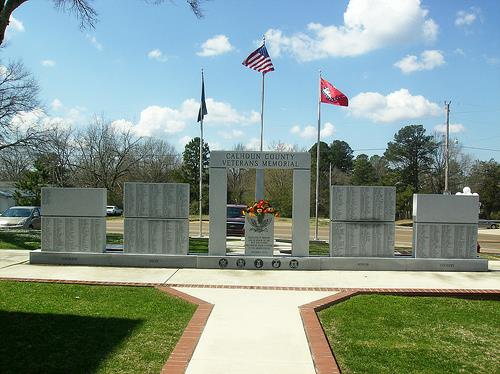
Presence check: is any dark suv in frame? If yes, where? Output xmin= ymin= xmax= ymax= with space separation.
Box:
xmin=226 ymin=204 xmax=246 ymax=236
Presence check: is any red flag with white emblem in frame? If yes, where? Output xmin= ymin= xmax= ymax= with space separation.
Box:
xmin=320 ymin=78 xmax=348 ymax=106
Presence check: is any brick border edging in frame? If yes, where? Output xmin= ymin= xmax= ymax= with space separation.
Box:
xmin=157 ymin=286 xmax=214 ymax=374
xmin=2 ymin=278 xmax=500 ymax=294
xmin=299 ymin=288 xmax=500 ymax=374
xmin=0 ymin=278 xmax=213 ymax=374
xmin=0 ymin=277 xmax=160 ymax=287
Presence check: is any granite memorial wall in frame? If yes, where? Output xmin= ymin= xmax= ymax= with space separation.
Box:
xmin=123 ymin=182 xmax=189 ymax=255
xmin=330 ymin=186 xmax=396 ymax=257
xmin=41 ymin=187 xmax=107 ymax=253
xmin=413 ymin=194 xmax=479 ymax=259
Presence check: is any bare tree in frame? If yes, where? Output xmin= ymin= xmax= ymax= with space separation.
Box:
xmin=0 ymin=60 xmax=44 ymax=151
xmin=227 ymin=143 xmax=251 ymax=204
xmin=0 ymin=143 xmax=33 ymax=180
xmin=73 ymin=118 xmax=143 ymax=203
xmin=131 ymin=137 xmax=180 ymax=183
xmin=264 ymin=142 xmax=300 ymax=217
xmin=426 ymin=132 xmax=472 ymax=194
xmin=0 ymin=0 xmax=205 ymax=46
xmin=38 ymin=125 xmax=76 ymax=186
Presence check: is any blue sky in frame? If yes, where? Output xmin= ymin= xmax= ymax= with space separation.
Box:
xmin=4 ymin=0 xmax=500 ymax=160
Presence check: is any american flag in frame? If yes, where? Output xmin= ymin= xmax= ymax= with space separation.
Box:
xmin=242 ymin=44 xmax=275 ymax=74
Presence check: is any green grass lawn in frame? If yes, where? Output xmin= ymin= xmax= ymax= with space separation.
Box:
xmin=0 ymin=230 xmax=41 ymax=250
xmin=0 ymin=281 xmax=196 ymax=374
xmin=319 ymin=294 xmax=500 ymax=374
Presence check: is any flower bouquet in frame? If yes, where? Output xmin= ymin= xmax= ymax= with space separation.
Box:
xmin=243 ymin=200 xmax=279 ymax=227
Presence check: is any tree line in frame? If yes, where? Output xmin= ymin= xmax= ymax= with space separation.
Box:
xmin=2 ymin=116 xmax=499 ymax=220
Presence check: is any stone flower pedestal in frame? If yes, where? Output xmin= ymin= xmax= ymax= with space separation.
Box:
xmin=244 ymin=214 xmax=274 ymax=256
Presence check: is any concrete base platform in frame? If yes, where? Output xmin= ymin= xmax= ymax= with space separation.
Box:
xmin=29 ymin=250 xmax=488 ymax=272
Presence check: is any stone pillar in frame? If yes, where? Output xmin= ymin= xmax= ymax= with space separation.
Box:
xmin=292 ymin=169 xmax=310 ymax=256
xmin=209 ymin=167 xmax=227 ymax=256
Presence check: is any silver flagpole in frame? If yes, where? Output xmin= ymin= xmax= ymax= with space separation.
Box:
xmin=199 ymin=69 xmax=204 ymax=237
xmin=314 ymin=70 xmax=321 ymax=240
xmin=260 ymin=71 xmax=265 ymax=152
xmin=255 ymin=37 xmax=266 ymax=200
xmin=329 ymin=162 xmax=332 ymax=186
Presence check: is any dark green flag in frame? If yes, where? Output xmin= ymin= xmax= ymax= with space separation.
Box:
xmin=197 ymin=71 xmax=207 ymax=122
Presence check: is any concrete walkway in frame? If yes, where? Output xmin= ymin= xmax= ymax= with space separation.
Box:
xmin=1 ymin=249 xmax=499 ymax=374
xmin=182 ymin=288 xmax=333 ymax=374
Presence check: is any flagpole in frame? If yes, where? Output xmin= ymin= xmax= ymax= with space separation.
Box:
xmin=255 ymin=37 xmax=266 ymax=200
xmin=314 ymin=70 xmax=321 ymax=241
xmin=199 ymin=69 xmax=204 ymax=237
xmin=260 ymin=71 xmax=265 ymax=152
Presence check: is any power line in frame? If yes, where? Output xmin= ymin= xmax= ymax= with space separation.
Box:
xmin=452 ymin=109 xmax=500 ymax=114
xmin=461 ymin=146 xmax=500 ymax=152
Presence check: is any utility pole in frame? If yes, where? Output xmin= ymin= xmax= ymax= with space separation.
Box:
xmin=444 ymin=101 xmax=451 ymax=194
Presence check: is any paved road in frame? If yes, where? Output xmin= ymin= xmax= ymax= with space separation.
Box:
xmin=106 ymin=219 xmax=500 ymax=253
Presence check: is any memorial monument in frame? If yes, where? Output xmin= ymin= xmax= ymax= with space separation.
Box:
xmin=41 ymin=187 xmax=107 ymax=253
xmin=123 ymin=182 xmax=189 ymax=255
xmin=209 ymin=151 xmax=311 ymax=257
xmin=29 ymin=157 xmax=488 ymax=272
xmin=413 ymin=194 xmax=479 ymax=258
xmin=330 ymin=186 xmax=396 ymax=257
xmin=243 ymin=200 xmax=277 ymax=256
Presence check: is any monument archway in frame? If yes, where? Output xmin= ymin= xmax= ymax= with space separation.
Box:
xmin=209 ymin=151 xmax=311 ymax=257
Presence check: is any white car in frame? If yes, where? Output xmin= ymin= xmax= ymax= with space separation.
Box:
xmin=106 ymin=205 xmax=123 ymax=216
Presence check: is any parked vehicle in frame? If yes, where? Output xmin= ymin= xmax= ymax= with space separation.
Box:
xmin=0 ymin=206 xmax=41 ymax=229
xmin=226 ymin=204 xmax=246 ymax=236
xmin=106 ymin=205 xmax=123 ymax=216
xmin=478 ymin=219 xmax=499 ymax=229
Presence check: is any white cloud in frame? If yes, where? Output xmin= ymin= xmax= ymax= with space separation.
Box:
xmin=207 ymin=141 xmax=222 ymax=150
xmin=41 ymin=59 xmax=56 ymax=67
xmin=264 ymin=0 xmax=438 ymax=61
xmin=291 ymin=122 xmax=336 ymax=140
xmin=9 ymin=16 xmax=24 ymax=32
xmin=51 ymin=99 xmax=63 ymax=111
xmin=394 ymin=50 xmax=445 ymax=73
xmin=5 ymin=16 xmax=24 ymax=40
xmin=111 ymin=119 xmax=134 ymax=133
xmin=220 ymin=129 xmax=245 ymax=140
xmin=86 ymin=34 xmax=103 ymax=51
xmin=455 ymin=8 xmax=480 ymax=27
xmin=135 ymin=105 xmax=186 ymax=135
xmin=148 ymin=48 xmax=168 ymax=62
xmin=484 ymin=55 xmax=500 ymax=65
xmin=11 ymin=108 xmax=77 ymax=131
xmin=454 ymin=48 xmax=465 ymax=56
xmin=321 ymin=122 xmax=336 ymax=137
xmin=197 ymin=35 xmax=234 ymax=57
xmin=178 ymin=136 xmax=192 ymax=147
xmin=245 ymin=138 xmax=262 ymax=151
xmin=203 ymin=98 xmax=259 ymax=125
xmin=434 ymin=123 xmax=465 ymax=134
xmin=115 ymin=98 xmax=258 ymax=138
xmin=350 ymin=89 xmax=441 ymax=123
